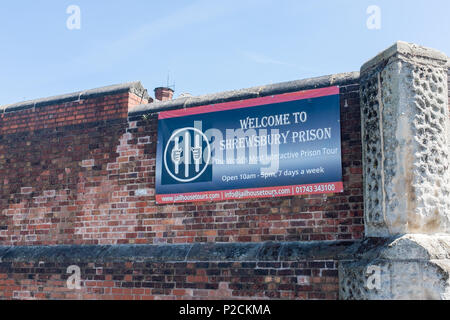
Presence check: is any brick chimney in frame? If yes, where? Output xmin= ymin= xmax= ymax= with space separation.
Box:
xmin=154 ymin=87 xmax=174 ymax=101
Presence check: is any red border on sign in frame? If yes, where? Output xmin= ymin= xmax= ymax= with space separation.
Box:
xmin=159 ymin=86 xmax=339 ymax=120
xmin=155 ymin=182 xmax=343 ymax=204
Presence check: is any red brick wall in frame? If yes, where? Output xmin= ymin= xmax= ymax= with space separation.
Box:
xmin=0 ymin=241 xmax=351 ymax=300
xmin=0 ymin=80 xmax=362 ymax=300
xmin=0 ymin=93 xmax=130 ymax=135
xmin=129 ymin=83 xmax=364 ymax=244
xmin=0 ymin=83 xmax=363 ymax=246
xmin=0 ymin=260 xmax=339 ymax=300
xmin=0 ymin=91 xmax=149 ymax=246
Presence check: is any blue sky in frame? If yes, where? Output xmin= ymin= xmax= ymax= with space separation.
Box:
xmin=1 ymin=0 xmax=449 ymax=105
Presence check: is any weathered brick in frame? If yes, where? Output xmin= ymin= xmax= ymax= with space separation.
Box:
xmin=0 ymin=77 xmax=385 ymax=300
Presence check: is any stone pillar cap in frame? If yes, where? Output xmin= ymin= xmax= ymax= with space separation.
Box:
xmin=361 ymin=41 xmax=448 ymax=73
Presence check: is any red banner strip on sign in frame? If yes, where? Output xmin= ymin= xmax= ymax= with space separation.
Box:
xmin=159 ymin=86 xmax=339 ymax=120
xmin=155 ymin=182 xmax=344 ymax=204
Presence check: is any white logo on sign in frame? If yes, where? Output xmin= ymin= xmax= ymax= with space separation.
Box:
xmin=164 ymin=127 xmax=211 ymax=183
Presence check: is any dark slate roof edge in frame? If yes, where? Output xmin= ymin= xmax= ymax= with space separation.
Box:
xmin=0 ymin=241 xmax=358 ymax=263
xmin=129 ymin=72 xmax=360 ymax=116
xmin=0 ymin=81 xmax=149 ymax=114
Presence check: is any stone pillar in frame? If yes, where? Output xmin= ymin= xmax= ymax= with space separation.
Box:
xmin=360 ymin=41 xmax=450 ymax=237
xmin=339 ymin=41 xmax=450 ymax=300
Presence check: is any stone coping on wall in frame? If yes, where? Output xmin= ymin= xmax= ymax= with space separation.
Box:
xmin=0 ymin=241 xmax=356 ymax=263
xmin=361 ymin=41 xmax=449 ymax=74
xmin=129 ymin=72 xmax=361 ymax=116
xmin=338 ymin=234 xmax=450 ymax=261
xmin=0 ymin=81 xmax=149 ymax=113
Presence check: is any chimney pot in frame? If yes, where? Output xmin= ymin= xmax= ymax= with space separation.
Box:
xmin=154 ymin=87 xmax=174 ymax=101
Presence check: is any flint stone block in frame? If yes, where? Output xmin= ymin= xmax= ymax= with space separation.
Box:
xmin=339 ymin=234 xmax=450 ymax=300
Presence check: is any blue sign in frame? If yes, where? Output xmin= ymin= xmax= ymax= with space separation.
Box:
xmin=156 ymin=86 xmax=343 ymax=203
